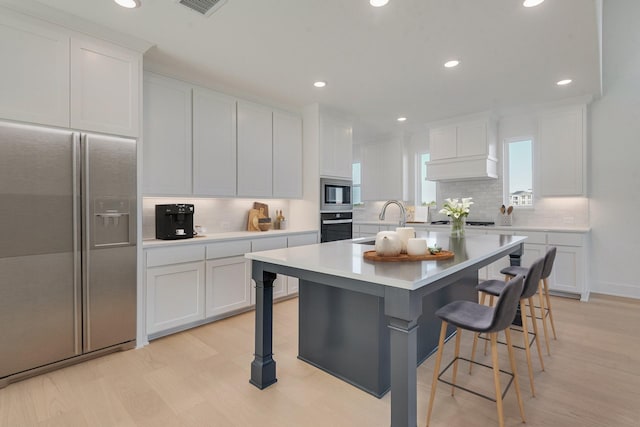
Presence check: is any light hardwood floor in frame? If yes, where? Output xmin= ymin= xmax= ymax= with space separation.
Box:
xmin=1 ymin=294 xmax=639 ymax=427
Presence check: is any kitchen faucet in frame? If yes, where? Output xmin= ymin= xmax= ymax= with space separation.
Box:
xmin=379 ymin=200 xmax=406 ymax=227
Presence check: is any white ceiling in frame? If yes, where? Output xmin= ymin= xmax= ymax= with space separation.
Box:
xmin=29 ymin=0 xmax=600 ymax=142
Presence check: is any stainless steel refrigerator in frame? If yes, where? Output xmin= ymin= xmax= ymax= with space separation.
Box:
xmin=0 ymin=121 xmax=136 ymax=386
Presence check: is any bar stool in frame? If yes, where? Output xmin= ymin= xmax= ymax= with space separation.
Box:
xmin=425 ymin=275 xmax=526 ymax=427
xmin=472 ymin=257 xmax=545 ymax=397
xmin=502 ymin=247 xmax=558 ymax=356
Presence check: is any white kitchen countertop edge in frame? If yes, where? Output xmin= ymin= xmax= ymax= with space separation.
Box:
xmin=143 ymin=229 xmax=319 ymax=248
xmin=245 ymin=235 xmax=527 ymax=291
xmin=354 ymin=221 xmax=590 ymax=233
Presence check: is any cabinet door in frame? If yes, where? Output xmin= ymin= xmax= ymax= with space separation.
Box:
xmin=70 ymin=38 xmax=140 ymax=137
xmin=547 ymin=245 xmax=584 ymax=298
xmin=193 ymin=88 xmax=237 ymax=196
xmin=143 ymin=73 xmax=192 ymax=195
xmin=0 ymin=12 xmax=69 ymax=127
xmin=429 ymin=126 xmax=456 ymax=160
xmin=146 ymin=261 xmax=205 ymax=335
xmin=538 ymin=107 xmax=585 ymax=196
xmin=237 ymin=101 xmax=273 ymax=197
xmin=205 ymin=256 xmax=250 ymax=317
xmin=320 ymin=113 xmax=353 ymax=179
xmin=457 ymin=121 xmax=487 ymax=157
xmin=273 ymin=110 xmax=302 ymax=198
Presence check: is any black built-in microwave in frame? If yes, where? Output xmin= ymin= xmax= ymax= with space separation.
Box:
xmin=320 ymin=178 xmax=352 ymax=212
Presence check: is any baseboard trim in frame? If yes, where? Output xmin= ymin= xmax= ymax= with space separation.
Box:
xmin=589 ymin=281 xmax=640 ymax=300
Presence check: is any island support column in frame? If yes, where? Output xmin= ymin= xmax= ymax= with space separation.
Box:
xmin=385 ymin=287 xmax=423 ymax=427
xmin=249 ymin=262 xmax=278 ymax=389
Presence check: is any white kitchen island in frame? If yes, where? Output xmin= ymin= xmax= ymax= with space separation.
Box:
xmin=246 ymin=232 xmax=526 ymax=427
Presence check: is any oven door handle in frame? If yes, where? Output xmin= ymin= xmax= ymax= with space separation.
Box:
xmin=322 ymin=219 xmax=353 ymax=225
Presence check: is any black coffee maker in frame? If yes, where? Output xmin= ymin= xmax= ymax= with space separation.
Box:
xmin=155 ymin=204 xmax=195 ymax=240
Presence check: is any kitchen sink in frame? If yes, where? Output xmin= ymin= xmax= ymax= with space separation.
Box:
xmin=353 ymin=239 xmax=375 ymax=245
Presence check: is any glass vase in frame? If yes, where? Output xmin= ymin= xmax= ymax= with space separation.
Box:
xmin=450 ymin=216 xmax=465 ymax=238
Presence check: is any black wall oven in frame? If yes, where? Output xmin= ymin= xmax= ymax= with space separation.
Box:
xmin=320 ymin=211 xmax=353 ymax=243
xmin=320 ymin=178 xmax=352 ymax=212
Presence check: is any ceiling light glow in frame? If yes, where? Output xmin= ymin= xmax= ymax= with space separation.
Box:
xmin=557 ymin=79 xmax=572 ymax=86
xmin=523 ymin=0 xmax=544 ymax=7
xmin=313 ymin=81 xmax=327 ymax=88
xmin=114 ymin=0 xmax=140 ymax=8
xmin=370 ymin=0 xmax=389 ymax=7
xmin=444 ymin=60 xmax=460 ymax=68
xmin=397 ymin=117 xmax=407 ymax=122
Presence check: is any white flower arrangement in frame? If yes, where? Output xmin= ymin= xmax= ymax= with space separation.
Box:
xmin=439 ymin=198 xmax=474 ymax=219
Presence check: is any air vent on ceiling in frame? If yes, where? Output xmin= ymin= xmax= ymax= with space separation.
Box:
xmin=177 ymin=0 xmax=228 ymax=17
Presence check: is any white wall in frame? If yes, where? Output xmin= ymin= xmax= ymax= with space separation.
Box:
xmin=588 ymin=0 xmax=640 ymax=298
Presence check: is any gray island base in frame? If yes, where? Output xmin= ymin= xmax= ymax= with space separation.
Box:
xmin=246 ymin=232 xmax=526 ymax=427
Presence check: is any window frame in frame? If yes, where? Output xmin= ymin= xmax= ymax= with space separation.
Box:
xmin=418 ymin=151 xmax=437 ymax=206
xmin=503 ymin=136 xmax=535 ymax=209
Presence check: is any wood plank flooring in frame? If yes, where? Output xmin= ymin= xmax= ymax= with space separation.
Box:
xmin=1 ymin=294 xmax=639 ymax=427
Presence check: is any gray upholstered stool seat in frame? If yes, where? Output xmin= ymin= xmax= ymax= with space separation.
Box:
xmin=500 ymin=265 xmax=528 ymax=277
xmin=425 ymin=275 xmax=526 ymax=427
xmin=475 ymin=279 xmax=507 ymax=297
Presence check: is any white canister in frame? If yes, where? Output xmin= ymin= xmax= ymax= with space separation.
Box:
xmin=406 ymin=238 xmax=428 ymax=256
xmin=395 ymin=227 xmax=416 ymax=253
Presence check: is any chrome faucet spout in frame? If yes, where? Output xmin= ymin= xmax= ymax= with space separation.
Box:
xmin=379 ymin=200 xmax=407 ymax=227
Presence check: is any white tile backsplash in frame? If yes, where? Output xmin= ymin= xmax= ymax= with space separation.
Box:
xmin=143 ymin=198 xmax=291 ymax=239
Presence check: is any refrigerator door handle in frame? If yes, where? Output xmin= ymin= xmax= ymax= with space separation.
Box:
xmin=73 ymin=133 xmax=82 ymax=355
xmin=81 ymin=133 xmax=92 ymax=352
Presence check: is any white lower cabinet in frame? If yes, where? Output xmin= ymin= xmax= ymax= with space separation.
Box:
xmin=146 ymin=261 xmax=205 ymax=335
xmin=286 ymin=232 xmax=319 ymax=294
xmin=205 ymin=256 xmax=250 ymax=317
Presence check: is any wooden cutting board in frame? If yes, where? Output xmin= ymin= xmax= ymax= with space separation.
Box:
xmin=253 ymin=202 xmax=269 ymax=219
xmin=247 ymin=209 xmax=261 ymax=231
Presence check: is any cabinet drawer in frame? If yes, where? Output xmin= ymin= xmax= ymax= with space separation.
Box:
xmin=548 ymin=232 xmax=584 ymax=247
xmin=206 ymin=240 xmax=251 ymax=259
xmin=288 ymin=233 xmax=318 ymax=247
xmin=519 ymin=231 xmax=546 ymax=245
xmin=251 ymin=236 xmax=288 ymax=252
xmin=146 ymin=245 xmax=205 ymax=267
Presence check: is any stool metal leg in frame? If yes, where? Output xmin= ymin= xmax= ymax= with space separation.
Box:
xmin=426 ymin=321 xmax=448 ymax=427
xmin=451 ymin=327 xmax=462 ymax=396
xmin=505 ymin=328 xmax=526 ymax=423
xmin=543 ymin=278 xmax=558 ymax=339
xmin=490 ymin=332 xmax=505 ymax=427
xmin=519 ymin=299 xmax=536 ymax=396
xmin=528 ymin=296 xmax=545 ymax=372
xmin=537 ymin=281 xmax=552 ymax=355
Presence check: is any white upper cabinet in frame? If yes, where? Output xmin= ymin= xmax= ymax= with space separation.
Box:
xmin=0 ymin=9 xmax=141 ymax=136
xmin=427 ymin=115 xmax=497 ymax=181
xmin=192 ymin=87 xmax=237 ymax=197
xmin=70 ymin=37 xmax=140 ymax=137
xmin=362 ymin=140 xmax=404 ymax=201
xmin=143 ymin=73 xmax=192 ymax=195
xmin=273 ymin=110 xmax=303 ymax=198
xmin=320 ymin=112 xmax=353 ymax=179
xmin=538 ymin=105 xmax=586 ymax=197
xmin=237 ymin=100 xmax=273 ymax=197
xmin=0 ymin=12 xmax=69 ymax=128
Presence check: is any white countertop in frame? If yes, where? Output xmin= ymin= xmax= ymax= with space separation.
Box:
xmin=245 ymin=231 xmax=527 ymax=291
xmin=354 ymin=220 xmax=590 ymax=233
xmin=142 ymin=228 xmax=319 ymax=248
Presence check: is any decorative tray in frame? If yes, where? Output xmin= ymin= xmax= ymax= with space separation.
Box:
xmin=363 ymin=250 xmax=454 ymax=262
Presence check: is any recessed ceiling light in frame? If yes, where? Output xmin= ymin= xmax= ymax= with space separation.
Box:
xmin=114 ymin=0 xmax=140 ymax=8
xmin=444 ymin=60 xmax=460 ymax=68
xmin=523 ymin=0 xmax=544 ymax=7
xmin=313 ymin=81 xmax=327 ymax=88
xmin=557 ymin=79 xmax=572 ymax=86
xmin=370 ymin=0 xmax=389 ymax=7
xmin=397 ymin=117 xmax=407 ymax=122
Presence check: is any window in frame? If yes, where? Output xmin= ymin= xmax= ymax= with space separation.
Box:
xmin=352 ymin=162 xmax=362 ymax=205
xmin=504 ymin=139 xmax=533 ymax=207
xmin=420 ymin=153 xmax=437 ymax=205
